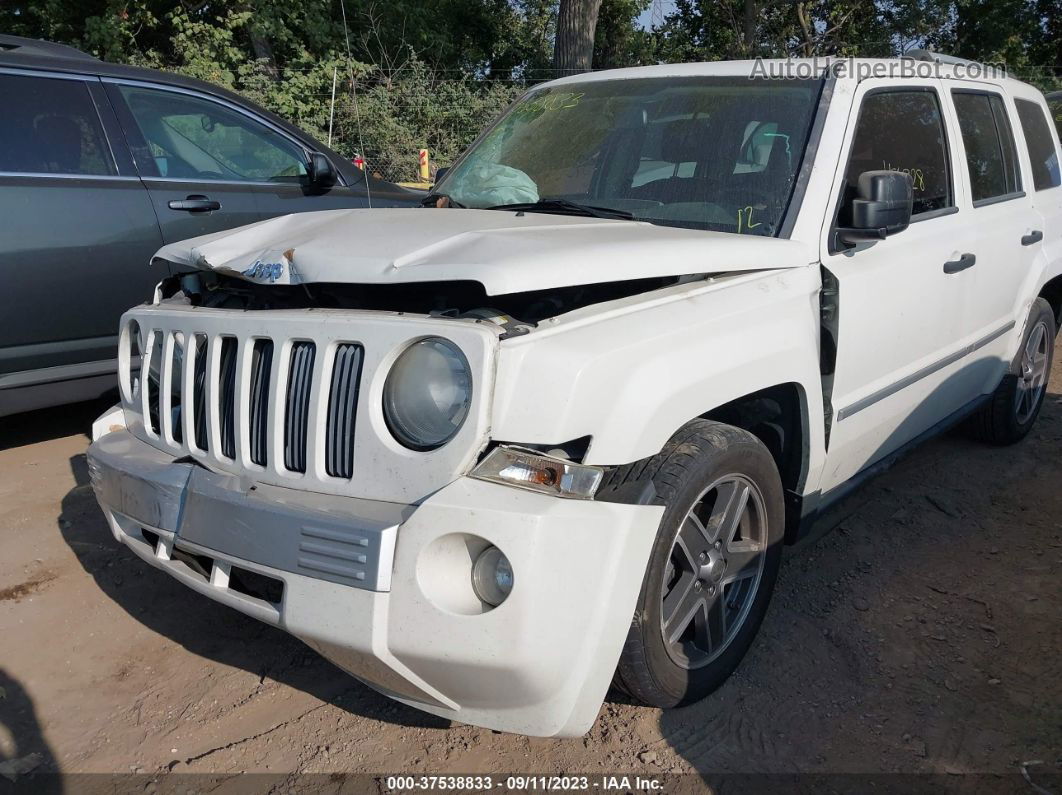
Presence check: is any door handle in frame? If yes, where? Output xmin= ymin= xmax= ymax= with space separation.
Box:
xmin=943 ymin=253 xmax=976 ymax=274
xmin=1021 ymin=230 xmax=1043 ymax=246
xmin=168 ymin=195 xmax=221 ymax=212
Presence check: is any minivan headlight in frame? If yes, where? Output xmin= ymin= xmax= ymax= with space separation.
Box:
xmin=383 ymin=337 xmax=472 ymax=450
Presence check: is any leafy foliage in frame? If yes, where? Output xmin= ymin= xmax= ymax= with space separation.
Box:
xmin=1 ymin=0 xmax=1058 ymax=180
xmin=649 ymin=0 xmax=1061 ymax=89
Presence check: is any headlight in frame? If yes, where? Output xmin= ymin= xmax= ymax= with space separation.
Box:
xmin=471 ymin=546 xmax=513 ymax=606
xmin=383 ymin=337 xmax=472 ymax=450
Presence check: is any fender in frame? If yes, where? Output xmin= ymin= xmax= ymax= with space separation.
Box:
xmin=491 ymin=266 xmax=828 ymax=481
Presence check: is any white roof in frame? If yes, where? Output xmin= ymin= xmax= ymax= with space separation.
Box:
xmin=538 ymin=57 xmax=1030 ymax=92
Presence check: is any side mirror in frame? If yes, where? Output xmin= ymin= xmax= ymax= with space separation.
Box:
xmin=308 ymin=152 xmax=337 ymax=188
xmin=433 ymin=166 xmax=449 ymax=185
xmin=837 ymin=170 xmax=913 ymax=246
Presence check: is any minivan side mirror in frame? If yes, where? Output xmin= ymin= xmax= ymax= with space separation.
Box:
xmin=433 ymin=166 xmax=449 ymax=185
xmin=307 ymin=152 xmax=337 ymax=188
xmin=837 ymin=170 xmax=913 ymax=246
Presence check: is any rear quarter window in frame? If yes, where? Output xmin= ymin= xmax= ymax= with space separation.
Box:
xmin=1014 ymin=98 xmax=1061 ymax=190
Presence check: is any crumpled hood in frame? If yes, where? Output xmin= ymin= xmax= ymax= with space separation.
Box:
xmin=153 ymin=208 xmax=810 ymax=295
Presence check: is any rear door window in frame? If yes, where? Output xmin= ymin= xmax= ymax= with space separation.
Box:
xmin=1014 ymin=98 xmax=1061 ymax=191
xmin=0 ymin=73 xmax=115 ymax=176
xmin=840 ymin=89 xmax=953 ymax=221
xmin=952 ymin=91 xmax=1022 ymax=203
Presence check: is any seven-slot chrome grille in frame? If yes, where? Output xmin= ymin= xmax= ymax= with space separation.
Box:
xmin=131 ymin=322 xmax=365 ymax=484
xmin=117 ymin=305 xmax=498 ymax=503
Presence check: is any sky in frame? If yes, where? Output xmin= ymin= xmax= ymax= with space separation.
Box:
xmin=636 ymin=0 xmax=676 ymax=30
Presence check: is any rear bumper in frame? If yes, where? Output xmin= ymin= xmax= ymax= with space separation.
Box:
xmin=87 ymin=426 xmax=663 ymax=736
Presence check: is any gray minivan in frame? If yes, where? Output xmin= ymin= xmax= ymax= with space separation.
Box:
xmin=0 ymin=35 xmax=418 ymax=417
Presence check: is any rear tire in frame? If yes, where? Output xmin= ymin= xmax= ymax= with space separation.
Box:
xmin=969 ymin=298 xmax=1055 ymax=446
xmin=613 ymin=420 xmax=784 ymax=708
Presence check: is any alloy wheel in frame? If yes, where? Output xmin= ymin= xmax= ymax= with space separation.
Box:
xmin=1015 ymin=319 xmax=1050 ymax=425
xmin=659 ymin=474 xmax=768 ymax=669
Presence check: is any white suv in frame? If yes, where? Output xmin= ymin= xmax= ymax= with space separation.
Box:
xmin=88 ymin=55 xmax=1062 ymax=737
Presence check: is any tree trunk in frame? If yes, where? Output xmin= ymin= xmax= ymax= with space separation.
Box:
xmin=796 ymin=2 xmax=815 ymax=57
xmin=742 ymin=0 xmax=757 ymax=56
xmin=553 ymin=0 xmax=604 ymax=76
xmin=243 ymin=1 xmax=278 ymax=80
xmin=249 ymin=27 xmax=278 ymax=79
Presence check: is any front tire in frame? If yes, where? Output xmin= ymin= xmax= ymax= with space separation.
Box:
xmin=969 ymin=298 xmax=1055 ymax=446
xmin=614 ymin=420 xmax=784 ymax=708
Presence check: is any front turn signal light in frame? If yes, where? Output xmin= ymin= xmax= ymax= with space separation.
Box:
xmin=470 ymin=446 xmax=603 ymax=500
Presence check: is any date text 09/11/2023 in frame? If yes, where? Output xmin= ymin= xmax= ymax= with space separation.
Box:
xmin=383 ymin=775 xmax=666 ymax=791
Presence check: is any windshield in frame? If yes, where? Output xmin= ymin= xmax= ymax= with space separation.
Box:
xmin=438 ymin=77 xmax=822 ymax=236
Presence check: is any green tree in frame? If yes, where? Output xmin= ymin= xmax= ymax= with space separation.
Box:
xmin=593 ymin=0 xmax=653 ymax=68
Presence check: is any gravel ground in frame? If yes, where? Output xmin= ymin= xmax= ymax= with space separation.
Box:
xmin=1 ymin=358 xmax=1060 ymax=792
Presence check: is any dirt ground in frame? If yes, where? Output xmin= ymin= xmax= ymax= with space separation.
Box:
xmin=1 ymin=358 xmax=1060 ymax=792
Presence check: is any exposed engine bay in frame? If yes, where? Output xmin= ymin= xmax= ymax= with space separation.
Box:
xmin=160 ymin=270 xmax=695 ymax=328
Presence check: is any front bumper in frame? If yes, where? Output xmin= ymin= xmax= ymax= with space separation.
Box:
xmin=87 ymin=427 xmax=663 ymax=736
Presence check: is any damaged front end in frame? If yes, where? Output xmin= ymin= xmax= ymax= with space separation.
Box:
xmin=161 ymin=267 xmax=695 ymax=333
xmin=89 ymin=201 xmax=810 ymax=735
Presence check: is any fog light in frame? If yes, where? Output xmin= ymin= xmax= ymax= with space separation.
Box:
xmin=471 ymin=546 xmax=513 ymax=606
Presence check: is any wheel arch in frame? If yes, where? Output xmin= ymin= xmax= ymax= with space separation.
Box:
xmin=1039 ymin=273 xmax=1062 ymax=329
xmin=699 ymin=382 xmax=810 ymax=542
xmin=597 ymin=382 xmax=811 ymax=544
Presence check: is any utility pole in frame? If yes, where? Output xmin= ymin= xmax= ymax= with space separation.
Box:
xmin=327 ymin=65 xmax=338 ymax=147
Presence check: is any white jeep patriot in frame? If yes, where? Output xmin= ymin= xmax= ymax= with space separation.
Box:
xmin=88 ymin=54 xmax=1062 ymax=737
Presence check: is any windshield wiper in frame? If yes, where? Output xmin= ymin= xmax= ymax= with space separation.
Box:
xmin=486 ymin=198 xmax=634 ymax=220
xmin=420 ymin=192 xmax=466 ymax=208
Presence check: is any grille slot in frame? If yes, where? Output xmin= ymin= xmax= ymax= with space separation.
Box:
xmin=218 ymin=337 xmax=238 ymax=459
xmin=325 ymin=344 xmax=364 ymax=479
xmin=248 ymin=340 xmax=273 ymax=466
xmin=284 ymin=342 xmax=316 ymax=473
xmin=192 ymin=334 xmax=209 ymax=451
xmin=146 ymin=330 xmax=160 ymax=435
xmin=170 ymin=333 xmax=184 ymax=444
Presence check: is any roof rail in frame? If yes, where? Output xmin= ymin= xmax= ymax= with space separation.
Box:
xmin=903 ymin=49 xmax=984 ymax=68
xmin=0 ymin=35 xmax=97 ymax=61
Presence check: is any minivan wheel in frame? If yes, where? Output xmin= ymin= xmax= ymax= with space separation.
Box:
xmin=969 ymin=298 xmax=1056 ymax=446
xmin=614 ymin=420 xmax=784 ymax=708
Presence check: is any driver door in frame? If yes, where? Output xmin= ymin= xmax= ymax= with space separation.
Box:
xmin=818 ymin=79 xmax=980 ymax=494
xmin=104 ymin=81 xmax=305 ymax=243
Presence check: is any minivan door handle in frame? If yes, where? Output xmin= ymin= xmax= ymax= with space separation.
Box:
xmin=943 ymin=253 xmax=976 ymax=274
xmin=1021 ymin=230 xmax=1044 ymax=246
xmin=168 ymin=195 xmax=221 ymax=212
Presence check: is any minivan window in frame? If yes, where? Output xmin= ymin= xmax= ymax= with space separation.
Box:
xmin=0 ymin=74 xmax=115 ymax=176
xmin=1014 ymin=98 xmax=1061 ymax=191
xmin=116 ymin=85 xmax=308 ymax=183
xmin=952 ymin=91 xmax=1022 ymax=203
xmin=840 ymin=90 xmax=952 ymax=220
xmin=439 ymin=77 xmax=822 ymax=236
